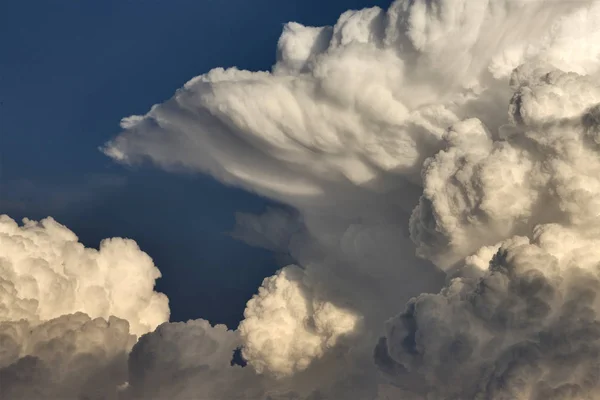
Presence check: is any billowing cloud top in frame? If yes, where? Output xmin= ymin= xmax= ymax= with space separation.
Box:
xmin=0 ymin=215 xmax=169 ymax=336
xmin=0 ymin=215 xmax=169 ymax=399
xmin=102 ymin=0 xmax=599 ymax=208
xmin=6 ymin=0 xmax=600 ymax=398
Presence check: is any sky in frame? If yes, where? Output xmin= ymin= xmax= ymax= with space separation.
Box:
xmin=4 ymin=1 xmax=600 ymax=398
xmin=0 ymin=0 xmax=392 ymax=327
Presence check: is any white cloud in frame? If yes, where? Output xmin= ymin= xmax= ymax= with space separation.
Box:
xmin=381 ymin=65 xmax=600 ymax=398
xmin=5 ymin=0 xmax=600 ymax=398
xmin=0 ymin=312 xmax=134 ymax=399
xmin=0 ymin=215 xmax=169 ymax=336
xmin=239 ymin=265 xmax=359 ymax=377
xmin=100 ymin=0 xmax=600 ymax=397
xmin=0 ymin=215 xmax=169 ymax=398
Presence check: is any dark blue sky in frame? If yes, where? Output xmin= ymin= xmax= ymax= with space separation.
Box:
xmin=0 ymin=0 xmax=392 ymax=328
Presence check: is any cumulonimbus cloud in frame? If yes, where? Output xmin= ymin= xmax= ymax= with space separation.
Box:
xmin=5 ymin=0 xmax=600 ymax=398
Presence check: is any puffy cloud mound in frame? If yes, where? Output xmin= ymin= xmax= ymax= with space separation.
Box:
xmin=410 ymin=63 xmax=600 ymax=269
xmin=0 ymin=215 xmax=169 ymax=336
xmin=379 ymin=225 xmax=600 ymax=399
xmin=0 ymin=313 xmax=134 ymax=400
xmin=239 ymin=265 xmax=359 ymax=376
xmin=125 ymin=319 xmax=253 ymax=400
xmin=379 ymin=64 xmax=600 ymax=397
